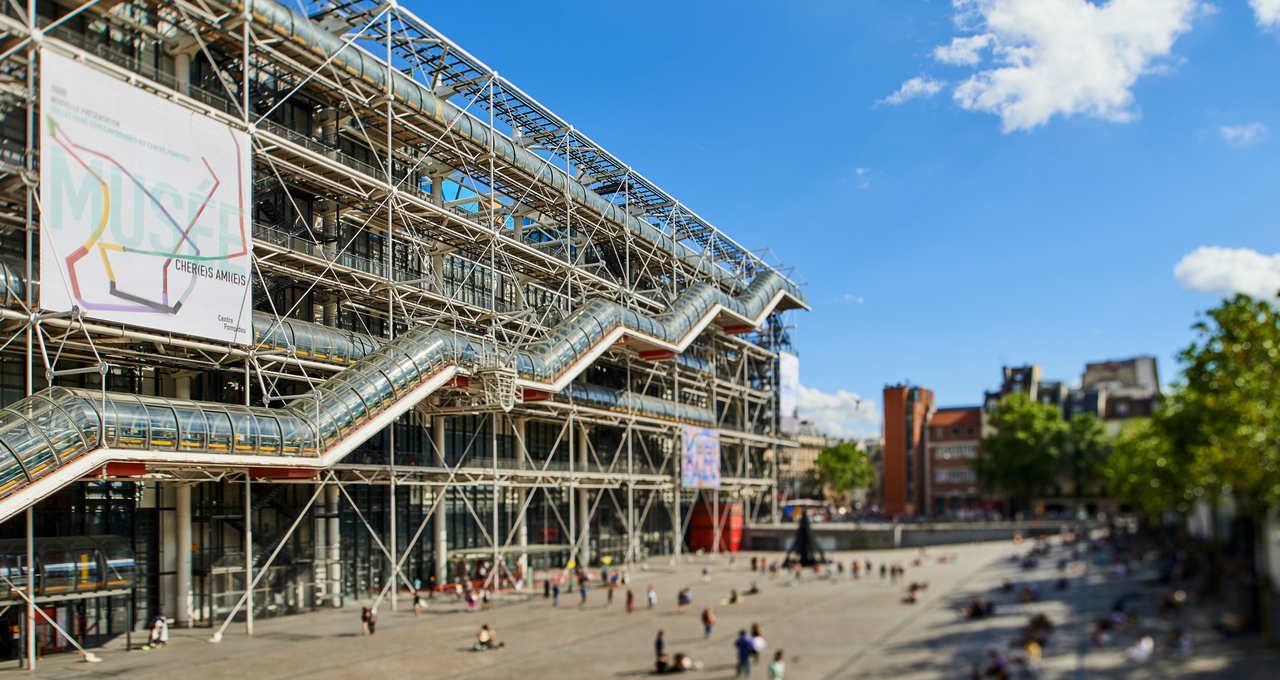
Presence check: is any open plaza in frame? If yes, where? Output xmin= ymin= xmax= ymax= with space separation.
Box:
xmin=0 ymin=0 xmax=1278 ymax=676
xmin=4 ymin=539 xmax=1273 ymax=679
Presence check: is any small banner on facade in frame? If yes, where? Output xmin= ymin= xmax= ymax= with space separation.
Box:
xmin=681 ymin=425 xmax=721 ymax=489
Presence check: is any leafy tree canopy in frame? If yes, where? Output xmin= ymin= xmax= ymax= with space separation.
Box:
xmin=814 ymin=441 xmax=875 ymax=498
xmin=976 ymin=393 xmax=1067 ymax=505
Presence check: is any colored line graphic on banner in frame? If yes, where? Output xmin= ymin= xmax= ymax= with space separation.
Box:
xmin=49 ymin=120 xmax=248 ymax=315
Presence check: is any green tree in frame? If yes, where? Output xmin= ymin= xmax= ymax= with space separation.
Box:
xmin=1177 ymin=294 xmax=1280 ymax=643
xmin=975 ymin=393 xmax=1067 ymax=511
xmin=813 ymin=441 xmax=875 ymax=502
xmin=1102 ymin=412 xmax=1197 ymax=520
xmin=1061 ymin=412 xmax=1110 ymax=498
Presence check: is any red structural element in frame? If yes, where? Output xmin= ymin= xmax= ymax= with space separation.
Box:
xmin=249 ymin=467 xmax=317 ymax=480
xmin=522 ymin=389 xmax=552 ymax=402
xmin=687 ymin=501 xmax=744 ymax=553
xmin=84 ymin=462 xmax=147 ymax=479
xmin=722 ymin=325 xmax=753 ymax=335
xmin=446 ymin=375 xmax=470 ymax=389
xmin=638 ymin=350 xmax=675 ymax=361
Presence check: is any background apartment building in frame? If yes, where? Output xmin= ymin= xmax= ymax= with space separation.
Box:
xmin=924 ymin=407 xmax=989 ymax=518
xmin=881 ymin=385 xmax=934 ymax=517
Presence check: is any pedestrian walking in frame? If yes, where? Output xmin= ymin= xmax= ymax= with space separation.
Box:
xmin=750 ymin=622 xmax=767 ymax=662
xmin=544 ymin=578 xmax=551 ymax=599
xmin=701 ymin=607 xmax=716 ymax=638
xmin=655 ymin=629 xmax=665 ymax=659
xmin=880 ymin=563 xmax=887 ymax=580
xmin=579 ymin=581 xmax=589 ymax=606
xmin=360 ymin=606 xmax=371 ymax=635
xmin=647 ymin=584 xmax=658 ymax=609
xmin=678 ymin=587 xmax=692 ymax=611
xmin=768 ymin=650 xmax=785 ymax=679
xmin=734 ymin=629 xmax=755 ymax=677
xmin=626 ymin=588 xmax=635 ymax=613
xmin=367 ymin=607 xmax=378 ymax=634
xmin=607 ymin=582 xmax=615 ymax=606
xmin=552 ymin=581 xmax=560 ymax=607
xmin=412 ymin=588 xmax=423 ymax=616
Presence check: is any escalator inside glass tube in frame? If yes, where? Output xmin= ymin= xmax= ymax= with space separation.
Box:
xmin=0 ymin=255 xmax=801 ymax=520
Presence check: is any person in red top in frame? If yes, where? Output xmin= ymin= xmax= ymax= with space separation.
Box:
xmin=701 ymin=607 xmax=716 ymax=638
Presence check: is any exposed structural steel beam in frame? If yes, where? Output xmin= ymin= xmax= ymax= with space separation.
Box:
xmin=324 ymin=0 xmax=782 ymax=281
xmin=228 ymin=0 xmax=798 ymax=292
xmin=0 ymin=0 xmax=800 ymax=647
xmin=0 ymin=260 xmax=798 ymax=523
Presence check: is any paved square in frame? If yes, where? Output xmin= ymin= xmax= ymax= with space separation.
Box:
xmin=4 ymin=539 xmax=1272 ymax=679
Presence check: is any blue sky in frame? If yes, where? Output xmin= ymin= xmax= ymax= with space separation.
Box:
xmin=408 ymin=0 xmax=1280 ymax=437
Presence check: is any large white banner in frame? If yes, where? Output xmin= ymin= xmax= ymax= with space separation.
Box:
xmin=779 ymin=351 xmax=800 ymax=435
xmin=681 ymin=426 xmax=721 ymax=489
xmin=40 ymin=51 xmax=252 ymax=344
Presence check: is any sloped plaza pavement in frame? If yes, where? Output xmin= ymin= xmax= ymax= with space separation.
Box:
xmin=5 ymin=538 xmax=1274 ymax=679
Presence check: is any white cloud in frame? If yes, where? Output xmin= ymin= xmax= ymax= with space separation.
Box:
xmin=877 ymin=76 xmax=946 ymax=106
xmin=796 ymin=385 xmax=880 ymax=439
xmin=840 ymin=293 xmax=865 ymax=304
xmin=934 ymin=34 xmax=995 ymax=65
xmin=1174 ymin=246 xmax=1280 ymax=299
xmin=1219 ymin=122 xmax=1268 ymax=145
xmin=943 ymin=0 xmax=1202 ymax=132
xmin=855 ymin=167 xmax=872 ymax=189
xmin=1252 ymin=0 xmax=1280 ymax=28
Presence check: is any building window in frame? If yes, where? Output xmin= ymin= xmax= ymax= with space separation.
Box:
xmin=935 ymin=468 xmax=977 ymax=484
xmin=936 ymin=444 xmax=978 ymax=461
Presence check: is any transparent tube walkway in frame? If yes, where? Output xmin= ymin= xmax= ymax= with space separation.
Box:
xmin=0 ymin=259 xmax=803 ymax=522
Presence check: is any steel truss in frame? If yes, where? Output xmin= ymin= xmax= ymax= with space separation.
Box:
xmin=0 ymin=0 xmax=803 ymax=664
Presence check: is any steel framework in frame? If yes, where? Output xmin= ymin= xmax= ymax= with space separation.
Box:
xmin=0 ymin=0 xmax=804 ymax=666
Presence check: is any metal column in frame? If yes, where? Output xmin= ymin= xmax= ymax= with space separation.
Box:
xmin=567 ymin=415 xmax=575 ymax=568
xmin=174 ymin=376 xmax=192 ymax=625
xmin=672 ymin=428 xmax=682 ymax=563
xmin=314 ymin=481 xmax=327 ymax=605
xmin=625 ymin=422 xmax=636 ymax=566
xmin=432 ymin=415 xmax=447 ymax=586
xmin=326 ymin=484 xmax=341 ymax=606
xmin=175 ymin=484 xmax=193 ymax=627
xmin=577 ymin=422 xmax=590 ymax=568
xmin=514 ymin=418 xmax=528 ymax=586
xmin=244 ymin=477 xmax=253 ymax=635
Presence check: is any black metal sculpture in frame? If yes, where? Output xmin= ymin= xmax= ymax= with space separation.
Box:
xmin=783 ymin=511 xmax=827 ymax=567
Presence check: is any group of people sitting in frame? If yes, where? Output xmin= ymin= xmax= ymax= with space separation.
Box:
xmin=654 ymin=652 xmax=699 ymax=673
xmin=901 ymin=581 xmax=929 ymax=604
xmin=962 ymin=596 xmax=995 ymax=620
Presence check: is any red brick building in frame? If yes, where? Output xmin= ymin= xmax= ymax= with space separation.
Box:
xmin=924 ymin=407 xmax=991 ymax=518
xmin=882 ymin=385 xmax=934 ymax=518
